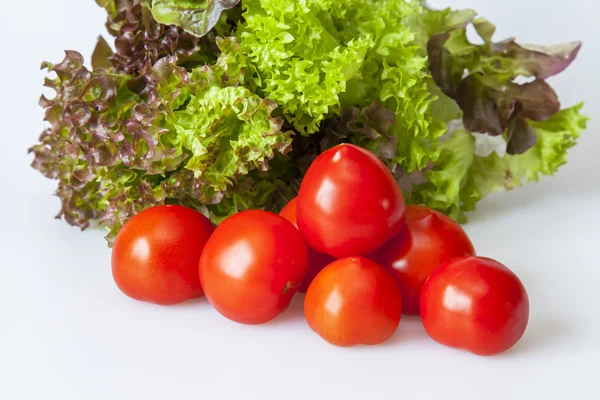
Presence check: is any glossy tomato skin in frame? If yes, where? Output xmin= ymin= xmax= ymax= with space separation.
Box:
xmin=297 ymin=144 xmax=405 ymax=258
xmin=112 ymin=205 xmax=215 ymax=305
xmin=280 ymin=197 xmax=336 ymax=293
xmin=304 ymin=257 xmax=402 ymax=347
xmin=199 ymin=210 xmax=308 ymax=325
xmin=420 ymin=256 xmax=529 ymax=356
xmin=370 ymin=205 xmax=475 ymax=315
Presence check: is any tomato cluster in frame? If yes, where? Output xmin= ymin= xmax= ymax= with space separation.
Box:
xmin=112 ymin=144 xmax=529 ymax=356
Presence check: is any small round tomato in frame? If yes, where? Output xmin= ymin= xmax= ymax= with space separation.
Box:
xmin=280 ymin=197 xmax=336 ymax=293
xmin=297 ymin=144 xmax=405 ymax=258
xmin=112 ymin=205 xmax=215 ymax=305
xmin=304 ymin=257 xmax=402 ymax=347
xmin=370 ymin=205 xmax=475 ymax=315
xmin=199 ymin=210 xmax=308 ymax=325
xmin=420 ymin=256 xmax=529 ymax=356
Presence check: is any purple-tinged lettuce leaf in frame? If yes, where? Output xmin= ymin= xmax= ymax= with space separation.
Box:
xmin=408 ymin=103 xmax=587 ymax=221
xmin=30 ymin=50 xmax=294 ymax=244
xmin=503 ymin=41 xmax=582 ymax=80
xmin=505 ymin=113 xmax=536 ymax=155
xmin=91 ymin=36 xmax=114 ymax=71
xmin=507 ymin=80 xmax=560 ymax=122
xmin=101 ymin=0 xmax=232 ymax=74
xmin=426 ymin=12 xmax=581 ymax=155
xmin=320 ymin=101 xmax=398 ymax=162
xmin=457 ymin=74 xmax=506 ymax=136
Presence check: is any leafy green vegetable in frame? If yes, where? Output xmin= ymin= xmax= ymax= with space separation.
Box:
xmin=29 ymin=48 xmax=293 ymax=242
xmin=95 ymin=0 xmax=119 ymax=17
xmin=232 ymin=0 xmax=372 ymax=134
xmin=151 ymin=0 xmax=240 ymax=37
xmin=30 ymin=0 xmax=587 ymax=243
xmin=102 ymin=0 xmax=233 ymax=74
xmin=426 ymin=10 xmax=581 ymax=155
xmin=234 ymin=0 xmax=446 ymax=174
xmin=91 ymin=36 xmax=114 ymax=71
xmin=411 ymin=104 xmax=588 ymax=221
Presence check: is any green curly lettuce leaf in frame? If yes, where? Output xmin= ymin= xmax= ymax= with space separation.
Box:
xmin=233 ymin=0 xmax=445 ymax=174
xmin=334 ymin=0 xmax=447 ymax=172
xmin=233 ymin=0 xmax=373 ymax=134
xmin=165 ymin=64 xmax=293 ymax=200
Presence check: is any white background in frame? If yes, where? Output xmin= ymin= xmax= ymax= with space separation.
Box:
xmin=1 ymin=0 xmax=599 ymax=399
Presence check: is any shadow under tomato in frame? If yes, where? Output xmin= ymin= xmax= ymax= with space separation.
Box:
xmin=497 ymin=317 xmax=573 ymax=358
xmin=380 ymin=315 xmax=429 ymax=347
xmin=265 ymin=294 xmax=307 ymax=327
xmin=169 ymin=296 xmax=210 ymax=309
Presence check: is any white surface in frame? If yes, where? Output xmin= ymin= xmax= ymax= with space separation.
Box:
xmin=1 ymin=1 xmax=599 ymax=399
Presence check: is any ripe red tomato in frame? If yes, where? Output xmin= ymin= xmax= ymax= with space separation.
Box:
xmin=199 ymin=210 xmax=308 ymax=324
xmin=370 ymin=205 xmax=475 ymax=315
xmin=112 ymin=205 xmax=215 ymax=305
xmin=304 ymin=257 xmax=402 ymax=347
xmin=297 ymin=144 xmax=405 ymax=258
xmin=280 ymin=197 xmax=336 ymax=293
xmin=420 ymin=256 xmax=529 ymax=356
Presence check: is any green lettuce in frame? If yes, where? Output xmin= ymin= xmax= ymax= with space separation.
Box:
xmin=233 ymin=0 xmax=445 ymax=173
xmin=29 ymin=48 xmax=293 ymax=242
xmin=151 ymin=0 xmax=240 ymax=36
xmin=426 ymin=8 xmax=582 ymax=155
xmin=411 ymin=104 xmax=588 ymax=221
xmin=30 ymin=0 xmax=587 ymax=244
xmin=151 ymin=0 xmax=240 ymax=37
xmin=233 ymin=0 xmax=372 ymax=134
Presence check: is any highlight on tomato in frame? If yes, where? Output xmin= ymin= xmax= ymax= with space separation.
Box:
xmin=199 ymin=210 xmax=308 ymax=325
xmin=370 ymin=205 xmax=475 ymax=315
xmin=297 ymin=144 xmax=406 ymax=258
xmin=111 ymin=205 xmax=215 ymax=305
xmin=420 ymin=256 xmax=530 ymax=356
xmin=304 ymin=257 xmax=402 ymax=347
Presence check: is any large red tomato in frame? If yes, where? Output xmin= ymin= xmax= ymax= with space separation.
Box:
xmin=199 ymin=210 xmax=308 ymax=325
xmin=420 ymin=256 xmax=529 ymax=356
xmin=370 ymin=205 xmax=475 ymax=315
xmin=280 ymin=197 xmax=336 ymax=293
xmin=304 ymin=257 xmax=402 ymax=347
xmin=112 ymin=205 xmax=215 ymax=305
xmin=297 ymin=144 xmax=405 ymax=258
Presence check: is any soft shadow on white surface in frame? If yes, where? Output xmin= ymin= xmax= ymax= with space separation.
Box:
xmin=381 ymin=315 xmax=429 ymax=347
xmin=503 ymin=318 xmax=573 ymax=357
xmin=266 ymin=294 xmax=307 ymax=326
xmin=169 ymin=296 xmax=210 ymax=310
xmin=466 ymin=175 xmax=600 ymax=225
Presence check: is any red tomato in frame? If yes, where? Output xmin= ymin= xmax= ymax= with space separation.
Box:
xmin=304 ymin=257 xmax=402 ymax=347
xmin=420 ymin=256 xmax=529 ymax=356
xmin=297 ymin=144 xmax=405 ymax=258
xmin=280 ymin=197 xmax=336 ymax=293
xmin=112 ymin=205 xmax=215 ymax=305
xmin=370 ymin=205 xmax=475 ymax=315
xmin=199 ymin=210 xmax=308 ymax=324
